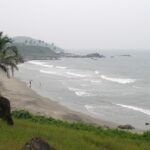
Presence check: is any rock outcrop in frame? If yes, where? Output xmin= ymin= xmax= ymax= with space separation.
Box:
xmin=0 ymin=96 xmax=14 ymax=125
xmin=118 ymin=124 xmax=135 ymax=130
xmin=21 ymin=137 xmax=56 ymax=150
xmin=64 ymin=52 xmax=105 ymax=58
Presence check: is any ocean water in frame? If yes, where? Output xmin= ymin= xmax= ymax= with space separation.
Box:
xmin=15 ymin=50 xmax=150 ymax=130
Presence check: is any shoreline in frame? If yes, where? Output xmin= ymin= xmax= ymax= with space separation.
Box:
xmin=0 ymin=73 xmax=117 ymax=129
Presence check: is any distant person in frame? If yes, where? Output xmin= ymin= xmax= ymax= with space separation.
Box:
xmin=39 ymin=82 xmax=41 ymax=88
xmin=29 ymin=80 xmax=32 ymax=88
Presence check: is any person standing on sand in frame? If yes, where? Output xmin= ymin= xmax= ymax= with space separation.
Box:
xmin=29 ymin=80 xmax=32 ymax=88
xmin=39 ymin=82 xmax=41 ymax=88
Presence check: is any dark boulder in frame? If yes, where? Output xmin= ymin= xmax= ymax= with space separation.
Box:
xmin=21 ymin=137 xmax=56 ymax=150
xmin=118 ymin=124 xmax=135 ymax=130
xmin=0 ymin=96 xmax=14 ymax=125
xmin=86 ymin=53 xmax=105 ymax=58
xmin=145 ymin=122 xmax=149 ymax=125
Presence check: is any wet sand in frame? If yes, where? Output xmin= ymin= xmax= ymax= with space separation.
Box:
xmin=0 ymin=73 xmax=117 ymax=128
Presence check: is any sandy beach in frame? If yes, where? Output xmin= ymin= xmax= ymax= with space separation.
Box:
xmin=0 ymin=73 xmax=116 ymax=128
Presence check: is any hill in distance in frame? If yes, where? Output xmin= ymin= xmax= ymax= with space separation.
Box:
xmin=12 ymin=36 xmax=64 ymax=60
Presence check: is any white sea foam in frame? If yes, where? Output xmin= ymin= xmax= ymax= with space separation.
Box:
xmin=68 ymin=87 xmax=81 ymax=92
xmin=68 ymin=87 xmax=95 ymax=97
xmin=40 ymin=70 xmax=59 ymax=75
xmin=28 ymin=61 xmax=44 ymax=65
xmin=56 ymin=66 xmax=67 ymax=69
xmin=94 ymin=70 xmax=100 ymax=75
xmin=85 ymin=105 xmax=94 ymax=110
xmin=67 ymin=72 xmax=88 ymax=78
xmin=84 ymin=105 xmax=102 ymax=115
xmin=116 ymin=104 xmax=150 ymax=116
xmin=28 ymin=61 xmax=53 ymax=68
xmin=132 ymin=86 xmax=142 ymax=89
xmin=75 ymin=91 xmax=89 ymax=96
xmin=76 ymin=92 xmax=96 ymax=97
xmin=42 ymin=64 xmax=53 ymax=68
xmin=100 ymin=75 xmax=135 ymax=84
xmin=90 ymin=80 xmax=101 ymax=83
xmin=85 ymin=105 xmax=112 ymax=111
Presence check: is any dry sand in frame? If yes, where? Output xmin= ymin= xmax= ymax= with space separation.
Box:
xmin=0 ymin=73 xmax=116 ymax=128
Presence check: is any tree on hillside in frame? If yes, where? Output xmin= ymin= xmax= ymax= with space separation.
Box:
xmin=0 ymin=32 xmax=23 ymax=77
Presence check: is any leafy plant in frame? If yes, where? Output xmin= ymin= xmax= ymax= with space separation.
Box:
xmin=0 ymin=32 xmax=23 ymax=77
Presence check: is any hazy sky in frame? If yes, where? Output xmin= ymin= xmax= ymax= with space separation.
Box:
xmin=0 ymin=0 xmax=150 ymax=49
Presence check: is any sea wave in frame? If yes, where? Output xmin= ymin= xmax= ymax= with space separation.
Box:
xmin=84 ymin=105 xmax=111 ymax=115
xmin=116 ymin=104 xmax=150 ymax=116
xmin=100 ymin=75 xmax=135 ymax=84
xmin=40 ymin=70 xmax=60 ymax=75
xmin=67 ymin=71 xmax=89 ymax=78
xmin=84 ymin=105 xmax=101 ymax=115
xmin=28 ymin=61 xmax=53 ymax=68
xmin=28 ymin=60 xmax=43 ymax=65
xmin=94 ymin=70 xmax=100 ymax=75
xmin=42 ymin=64 xmax=53 ymax=68
xmin=90 ymin=80 xmax=101 ymax=83
xmin=68 ymin=87 xmax=96 ymax=97
xmin=55 ymin=66 xmax=67 ymax=69
xmin=85 ymin=105 xmax=95 ymax=110
xmin=68 ymin=87 xmax=81 ymax=92
xmin=85 ymin=104 xmax=112 ymax=110
xmin=75 ymin=91 xmax=90 ymax=97
xmin=132 ymin=86 xmax=142 ymax=89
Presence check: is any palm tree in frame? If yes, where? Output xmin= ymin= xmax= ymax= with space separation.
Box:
xmin=0 ymin=32 xmax=23 ymax=77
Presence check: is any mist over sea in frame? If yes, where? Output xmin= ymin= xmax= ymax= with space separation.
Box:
xmin=15 ymin=50 xmax=150 ymax=130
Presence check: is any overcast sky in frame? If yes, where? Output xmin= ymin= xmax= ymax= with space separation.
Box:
xmin=0 ymin=0 xmax=150 ymax=50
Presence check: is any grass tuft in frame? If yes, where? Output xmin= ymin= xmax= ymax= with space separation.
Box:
xmin=0 ymin=110 xmax=149 ymax=150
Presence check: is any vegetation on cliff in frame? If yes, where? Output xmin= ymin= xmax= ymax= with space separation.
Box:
xmin=0 ymin=32 xmax=23 ymax=76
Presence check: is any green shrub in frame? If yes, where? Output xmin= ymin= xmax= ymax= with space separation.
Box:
xmin=12 ymin=110 xmax=150 ymax=140
xmin=12 ymin=110 xmax=32 ymax=119
xmin=0 ymin=110 xmax=148 ymax=150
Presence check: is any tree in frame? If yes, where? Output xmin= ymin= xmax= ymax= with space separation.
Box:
xmin=0 ymin=32 xmax=23 ymax=77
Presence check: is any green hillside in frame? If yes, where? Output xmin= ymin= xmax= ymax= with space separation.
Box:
xmin=0 ymin=110 xmax=150 ymax=150
xmin=14 ymin=43 xmax=60 ymax=60
xmin=12 ymin=36 xmax=64 ymax=60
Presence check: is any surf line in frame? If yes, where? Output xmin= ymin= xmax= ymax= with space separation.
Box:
xmin=100 ymin=75 xmax=135 ymax=84
xmin=116 ymin=104 xmax=150 ymax=116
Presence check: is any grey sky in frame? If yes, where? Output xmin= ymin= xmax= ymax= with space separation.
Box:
xmin=0 ymin=0 xmax=150 ymax=49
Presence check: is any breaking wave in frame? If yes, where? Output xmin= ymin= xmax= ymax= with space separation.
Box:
xmin=40 ymin=70 xmax=60 ymax=75
xmin=116 ymin=104 xmax=150 ymax=116
xmin=85 ymin=105 xmax=95 ymax=111
xmin=90 ymin=80 xmax=101 ymax=83
xmin=56 ymin=66 xmax=67 ymax=69
xmin=28 ymin=61 xmax=43 ymax=65
xmin=28 ymin=61 xmax=53 ymax=68
xmin=68 ymin=87 xmax=96 ymax=97
xmin=94 ymin=70 xmax=100 ymax=75
xmin=84 ymin=104 xmax=112 ymax=116
xmin=67 ymin=72 xmax=89 ymax=78
xmin=100 ymin=75 xmax=135 ymax=84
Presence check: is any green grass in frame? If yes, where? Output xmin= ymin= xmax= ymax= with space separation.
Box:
xmin=0 ymin=110 xmax=150 ymax=150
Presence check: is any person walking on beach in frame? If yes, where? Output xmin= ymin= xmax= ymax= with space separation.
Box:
xmin=29 ymin=80 xmax=32 ymax=88
xmin=39 ymin=82 xmax=42 ymax=88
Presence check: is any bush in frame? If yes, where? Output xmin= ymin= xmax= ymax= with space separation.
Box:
xmin=12 ymin=110 xmax=150 ymax=141
xmin=12 ymin=110 xmax=32 ymax=119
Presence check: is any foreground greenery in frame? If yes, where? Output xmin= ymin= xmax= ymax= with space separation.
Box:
xmin=0 ymin=110 xmax=150 ymax=150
